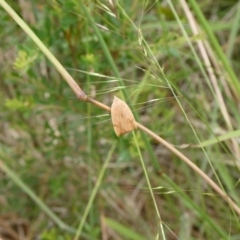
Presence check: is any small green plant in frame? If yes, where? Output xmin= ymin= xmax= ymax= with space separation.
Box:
xmin=41 ymin=228 xmax=72 ymax=240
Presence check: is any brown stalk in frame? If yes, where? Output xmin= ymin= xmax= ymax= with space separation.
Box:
xmin=88 ymin=94 xmax=240 ymax=216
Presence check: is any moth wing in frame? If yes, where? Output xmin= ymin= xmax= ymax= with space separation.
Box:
xmin=120 ymin=100 xmax=137 ymax=132
xmin=111 ymin=96 xmax=137 ymax=137
xmin=111 ymin=97 xmax=123 ymax=136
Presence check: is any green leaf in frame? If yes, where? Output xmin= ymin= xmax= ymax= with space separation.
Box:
xmin=104 ymin=217 xmax=148 ymax=240
xmin=4 ymin=97 xmax=34 ymax=111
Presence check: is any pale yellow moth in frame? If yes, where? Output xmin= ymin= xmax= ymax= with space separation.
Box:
xmin=111 ymin=96 xmax=137 ymax=137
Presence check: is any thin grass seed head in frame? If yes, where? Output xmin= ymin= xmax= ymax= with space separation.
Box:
xmin=111 ymin=96 xmax=137 ymax=137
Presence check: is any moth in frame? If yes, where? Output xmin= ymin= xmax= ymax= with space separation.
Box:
xmin=111 ymin=96 xmax=137 ymax=137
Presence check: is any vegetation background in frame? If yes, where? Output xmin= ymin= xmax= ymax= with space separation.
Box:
xmin=0 ymin=0 xmax=240 ymax=239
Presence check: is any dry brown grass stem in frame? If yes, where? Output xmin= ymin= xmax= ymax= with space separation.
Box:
xmin=87 ymin=97 xmax=240 ymax=216
xmin=180 ymin=0 xmax=240 ymax=159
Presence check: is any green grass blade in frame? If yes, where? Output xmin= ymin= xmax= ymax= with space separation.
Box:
xmin=226 ymin=2 xmax=240 ymax=60
xmin=0 ymin=158 xmax=76 ymax=234
xmin=163 ymin=176 xmax=229 ymax=239
xmin=74 ymin=142 xmax=117 ymax=240
xmin=132 ymin=131 xmax=165 ymax=240
xmin=0 ymin=0 xmax=85 ymax=98
xmin=104 ymin=217 xmax=147 ymax=240
xmin=80 ymin=2 xmax=160 ymax=171
xmin=188 ymin=0 xmax=240 ymax=95
xmin=195 ymin=129 xmax=240 ymax=148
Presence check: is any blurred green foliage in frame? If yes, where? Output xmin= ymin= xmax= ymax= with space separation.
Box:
xmin=0 ymin=0 xmax=240 ymax=239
